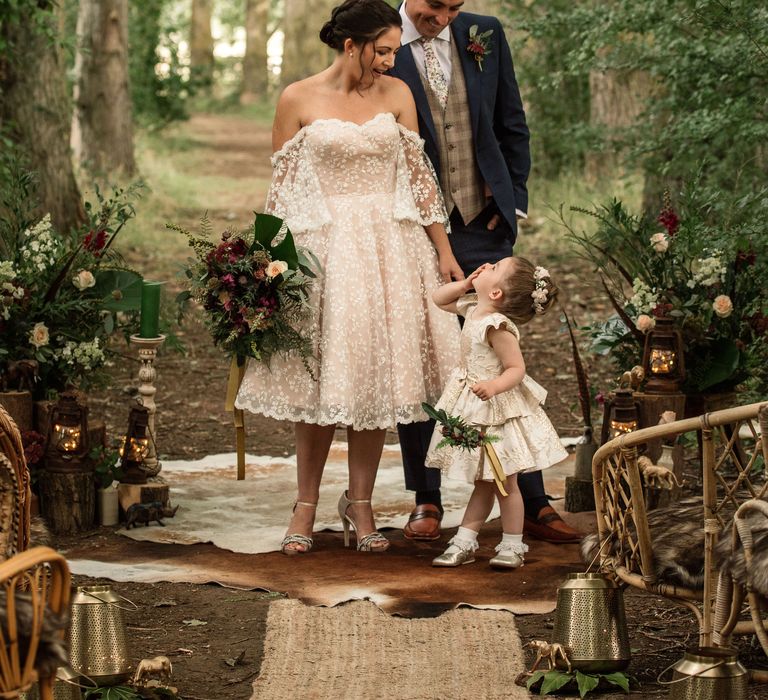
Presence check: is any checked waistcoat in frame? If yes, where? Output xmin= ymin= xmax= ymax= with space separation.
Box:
xmin=418 ymin=38 xmax=485 ymax=225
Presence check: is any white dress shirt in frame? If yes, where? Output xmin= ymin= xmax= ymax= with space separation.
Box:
xmin=399 ymin=2 xmax=452 ymax=88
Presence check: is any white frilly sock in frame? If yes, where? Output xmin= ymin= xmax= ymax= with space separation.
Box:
xmin=446 ymin=527 xmax=479 ymax=553
xmin=496 ymin=532 xmax=528 ymax=555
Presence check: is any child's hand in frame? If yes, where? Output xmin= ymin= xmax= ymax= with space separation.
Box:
xmin=471 ymin=380 xmax=497 ymax=401
xmin=463 ymin=264 xmax=489 ymax=293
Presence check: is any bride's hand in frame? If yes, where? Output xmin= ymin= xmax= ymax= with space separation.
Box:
xmin=439 ymin=253 xmax=465 ymax=283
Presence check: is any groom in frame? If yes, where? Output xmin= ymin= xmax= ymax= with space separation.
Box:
xmin=390 ymin=0 xmax=580 ymax=544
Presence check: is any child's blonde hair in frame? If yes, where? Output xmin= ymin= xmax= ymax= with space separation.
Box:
xmin=496 ymin=256 xmax=559 ymax=324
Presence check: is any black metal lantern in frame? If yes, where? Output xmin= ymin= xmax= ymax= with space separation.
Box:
xmin=601 ymin=388 xmax=641 ymax=445
xmin=118 ymin=402 xmax=150 ymax=484
xmin=45 ymin=391 xmax=89 ymax=472
xmin=642 ymin=317 xmax=686 ymax=393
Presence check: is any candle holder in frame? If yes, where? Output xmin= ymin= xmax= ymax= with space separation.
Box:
xmin=129 ymin=334 xmax=165 ymax=478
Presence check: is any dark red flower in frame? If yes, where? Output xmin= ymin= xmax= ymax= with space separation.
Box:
xmin=657 ymin=207 xmax=679 ymax=236
xmin=736 ymin=246 xmax=756 ymax=271
xmin=83 ymin=229 xmax=108 ymax=256
xmin=468 ymin=42 xmax=485 ymax=55
xmin=651 ymin=302 xmax=673 ymax=318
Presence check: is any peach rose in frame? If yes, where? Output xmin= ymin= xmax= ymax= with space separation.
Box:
xmin=650 ymin=232 xmax=669 ymax=253
xmin=636 ymin=314 xmax=656 ymax=333
xmin=29 ymin=322 xmax=49 ymax=348
xmin=72 ymin=269 xmax=96 ymax=290
xmin=712 ymin=294 xmax=733 ymax=318
xmin=265 ymin=260 xmax=288 ymax=279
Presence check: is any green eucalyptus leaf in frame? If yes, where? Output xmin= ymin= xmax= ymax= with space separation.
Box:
xmin=526 ymin=670 xmax=548 ymax=690
xmin=93 ymin=269 xmax=143 ymax=312
xmin=603 ymin=671 xmax=631 ymax=692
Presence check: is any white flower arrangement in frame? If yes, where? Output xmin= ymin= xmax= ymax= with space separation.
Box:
xmin=629 ymin=278 xmax=658 ymax=314
xmin=688 ymin=251 xmax=726 ymax=288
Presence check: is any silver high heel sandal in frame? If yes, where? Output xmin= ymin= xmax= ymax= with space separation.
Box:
xmin=337 ymin=491 xmax=389 ymax=552
xmin=281 ymin=500 xmax=317 ymax=555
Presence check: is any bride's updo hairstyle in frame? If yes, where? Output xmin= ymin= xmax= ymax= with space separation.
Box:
xmin=498 ymin=256 xmax=560 ymax=325
xmin=319 ymin=0 xmax=402 ymax=52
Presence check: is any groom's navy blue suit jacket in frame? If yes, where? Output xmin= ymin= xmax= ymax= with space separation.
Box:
xmin=389 ymin=12 xmax=530 ymax=242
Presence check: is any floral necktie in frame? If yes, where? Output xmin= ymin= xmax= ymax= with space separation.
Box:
xmin=420 ymin=38 xmax=448 ymax=109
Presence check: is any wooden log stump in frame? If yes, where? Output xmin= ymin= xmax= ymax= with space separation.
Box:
xmin=0 ymin=391 xmax=33 ymax=432
xmin=39 ymin=470 xmax=95 ymax=534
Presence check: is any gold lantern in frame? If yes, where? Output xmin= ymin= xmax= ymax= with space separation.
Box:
xmin=118 ymin=402 xmax=150 ymax=485
xmin=45 ymin=391 xmax=89 ymax=473
xmin=600 ymin=388 xmax=641 ymax=445
xmin=642 ymin=316 xmax=686 ymax=393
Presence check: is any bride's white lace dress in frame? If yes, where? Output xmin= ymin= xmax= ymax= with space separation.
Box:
xmin=235 ymin=112 xmax=460 ymax=430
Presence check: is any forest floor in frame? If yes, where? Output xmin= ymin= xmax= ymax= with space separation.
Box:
xmin=49 ymin=113 xmax=768 ymax=699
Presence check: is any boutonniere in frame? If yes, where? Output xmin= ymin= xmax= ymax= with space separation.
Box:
xmin=467 ymin=24 xmax=493 ymax=71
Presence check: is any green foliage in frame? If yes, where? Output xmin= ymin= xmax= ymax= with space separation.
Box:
xmin=90 ymin=444 xmax=124 ymax=489
xmin=128 ymin=0 xmax=193 ymax=127
xmin=527 ymin=668 xmax=631 ymax=697
xmin=503 ymin=0 xmax=768 ymax=200
xmin=563 ymin=185 xmax=768 ymax=397
xmin=0 ymin=149 xmax=148 ymax=397
xmin=421 ymin=403 xmax=500 ymax=451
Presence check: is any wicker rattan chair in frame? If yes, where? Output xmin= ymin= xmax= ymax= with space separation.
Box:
xmin=592 ymin=400 xmax=768 ymax=648
xmin=0 ymin=546 xmax=71 ymax=699
xmin=0 ymin=405 xmax=32 ymax=560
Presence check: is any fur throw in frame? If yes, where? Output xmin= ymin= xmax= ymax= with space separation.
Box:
xmin=0 ymin=592 xmax=69 ymax=677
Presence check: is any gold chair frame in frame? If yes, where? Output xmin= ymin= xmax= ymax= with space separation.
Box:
xmin=592 ymin=400 xmax=768 ymax=649
xmin=0 ymin=546 xmax=71 ymax=699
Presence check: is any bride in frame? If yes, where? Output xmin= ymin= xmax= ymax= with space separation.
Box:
xmin=236 ymin=0 xmax=461 ymax=554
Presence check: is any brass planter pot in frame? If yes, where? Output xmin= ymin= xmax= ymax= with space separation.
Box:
xmin=667 ymin=647 xmax=748 ymax=700
xmin=552 ymin=572 xmax=630 ymax=673
xmin=68 ymin=585 xmax=133 ymax=685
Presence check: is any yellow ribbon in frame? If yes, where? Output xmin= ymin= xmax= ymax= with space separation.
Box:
xmin=225 ymin=356 xmax=248 ymax=480
xmin=484 ymin=442 xmax=509 ymax=497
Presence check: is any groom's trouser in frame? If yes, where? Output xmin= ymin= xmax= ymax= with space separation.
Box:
xmin=397 ymin=204 xmax=549 ymax=509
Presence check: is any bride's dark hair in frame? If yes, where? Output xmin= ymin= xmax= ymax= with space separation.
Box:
xmin=319 ymin=0 xmax=402 ymax=52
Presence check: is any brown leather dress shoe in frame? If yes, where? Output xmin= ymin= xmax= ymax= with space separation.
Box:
xmin=523 ymin=505 xmax=582 ymax=544
xmin=403 ymin=504 xmax=443 ymax=541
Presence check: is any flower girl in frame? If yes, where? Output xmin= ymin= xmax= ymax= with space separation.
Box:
xmin=426 ymin=257 xmax=568 ymax=568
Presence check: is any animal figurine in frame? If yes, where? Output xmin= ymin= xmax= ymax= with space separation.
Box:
xmin=618 ymin=365 xmax=645 ymax=391
xmin=638 ymin=455 xmax=684 ymax=490
xmin=132 ymin=655 xmax=173 ymax=687
xmin=0 ymin=359 xmax=39 ymax=392
xmin=527 ymin=640 xmax=572 ymax=673
xmin=124 ymin=501 xmax=179 ymax=529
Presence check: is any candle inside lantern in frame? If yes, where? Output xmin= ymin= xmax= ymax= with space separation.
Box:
xmin=610 ymin=419 xmax=638 ymax=438
xmin=139 ymin=281 xmax=162 ymax=338
xmin=53 ymin=423 xmax=81 ymax=452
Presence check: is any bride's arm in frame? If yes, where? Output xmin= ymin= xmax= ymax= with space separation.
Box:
xmin=392 ymin=82 xmax=464 ymax=283
xmin=272 ymin=84 xmax=304 ymax=152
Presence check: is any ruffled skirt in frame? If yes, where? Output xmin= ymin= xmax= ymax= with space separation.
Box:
xmin=425 ymin=373 xmax=568 ymax=484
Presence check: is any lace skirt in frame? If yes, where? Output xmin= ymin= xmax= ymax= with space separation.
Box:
xmin=235 ymin=193 xmax=460 ymax=430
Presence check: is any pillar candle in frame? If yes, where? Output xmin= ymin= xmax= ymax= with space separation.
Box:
xmin=139 ymin=281 xmax=162 ymax=338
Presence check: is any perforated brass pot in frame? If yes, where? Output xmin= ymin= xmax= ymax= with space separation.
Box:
xmin=68 ymin=585 xmax=132 ymax=685
xmin=552 ymin=572 xmax=630 ymax=673
xmin=19 ymin=666 xmax=89 ymax=700
xmin=668 ymin=647 xmax=747 ymax=700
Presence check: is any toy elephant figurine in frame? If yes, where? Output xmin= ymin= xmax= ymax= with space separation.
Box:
xmin=132 ymin=655 xmax=173 ymax=686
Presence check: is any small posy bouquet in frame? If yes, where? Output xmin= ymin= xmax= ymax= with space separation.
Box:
xmin=422 ymin=403 xmax=498 ymax=452
xmin=467 ymin=24 xmax=493 ymax=71
xmin=172 ymin=213 xmax=317 ymax=372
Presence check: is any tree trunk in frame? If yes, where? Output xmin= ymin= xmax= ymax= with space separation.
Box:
xmin=585 ymin=67 xmax=652 ymax=182
xmin=72 ymin=0 xmax=136 ymax=177
xmin=240 ymin=0 xmax=270 ymax=104
xmin=39 ymin=471 xmax=96 ymax=534
xmin=190 ymin=0 xmax=215 ymax=85
xmin=0 ymin=3 xmax=85 ymax=235
xmin=281 ymin=0 xmax=336 ymax=86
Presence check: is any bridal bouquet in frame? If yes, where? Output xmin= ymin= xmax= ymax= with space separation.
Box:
xmin=172 ymin=213 xmax=317 ymax=371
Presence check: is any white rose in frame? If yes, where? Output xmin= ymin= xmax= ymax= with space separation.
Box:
xmin=265 ymin=260 xmax=288 ymax=279
xmin=72 ymin=269 xmax=96 ymax=290
xmin=650 ymin=232 xmax=669 ymax=253
xmin=712 ymin=294 xmax=733 ymax=318
xmin=29 ymin=322 xmax=49 ymax=348
xmin=636 ymin=314 xmax=656 ymax=333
